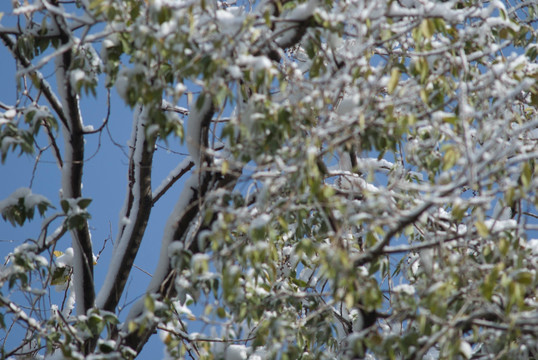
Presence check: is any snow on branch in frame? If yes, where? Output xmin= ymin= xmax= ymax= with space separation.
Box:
xmin=152 ymin=157 xmax=195 ymax=204
xmin=274 ymin=0 xmax=321 ymax=48
xmin=54 ymin=24 xmax=95 ymax=319
xmin=186 ymin=93 xmax=214 ymax=167
xmin=122 ymin=166 xmax=237 ymax=351
xmin=123 ymin=174 xmax=201 ymax=350
xmin=96 ymin=106 xmax=154 ymax=312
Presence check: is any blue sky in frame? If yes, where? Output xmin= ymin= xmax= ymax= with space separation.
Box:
xmin=0 ymin=3 xmax=193 ymax=356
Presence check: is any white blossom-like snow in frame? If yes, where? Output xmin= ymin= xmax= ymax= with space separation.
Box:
xmin=484 ymin=219 xmax=516 ymax=233
xmin=216 ymin=9 xmax=245 ymax=36
xmin=55 ymin=247 xmax=75 ymax=268
xmin=459 ymin=341 xmax=473 ymax=359
xmin=4 ymin=109 xmax=16 ymax=119
xmin=69 ymin=69 xmax=86 ymax=90
xmin=115 ymin=68 xmax=130 ymax=101
xmin=527 ymin=239 xmax=538 ymax=255
xmin=249 ymin=214 xmax=271 ymax=231
xmin=237 ymin=55 xmax=273 ymax=72
xmin=393 ymin=284 xmax=415 ymax=296
xmin=225 ymin=344 xmax=248 ymax=360
xmin=0 ymin=187 xmax=50 ymax=213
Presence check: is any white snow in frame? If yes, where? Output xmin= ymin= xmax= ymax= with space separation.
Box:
xmin=393 ymin=284 xmax=415 ymax=296
xmin=191 ymin=253 xmax=209 ymax=270
xmin=459 ymin=341 xmax=473 ymax=359
xmin=174 ymin=83 xmax=186 ymax=98
xmin=237 ymin=55 xmax=273 ymax=72
xmin=216 ymin=9 xmax=244 ymax=36
xmin=56 ymin=247 xmax=75 ymax=267
xmin=526 ymin=239 xmax=538 ymax=255
xmin=249 ymin=348 xmax=267 ymax=360
xmin=227 ymin=65 xmax=242 ymax=79
xmin=0 ymin=188 xmax=29 ymax=211
xmin=287 ymin=0 xmax=319 ymax=21
xmin=225 ymin=344 xmax=248 ymax=360
xmin=146 ymin=124 xmax=159 ymax=138
xmin=62 ymin=288 xmax=76 ymax=317
xmin=69 ymin=69 xmax=86 ymax=90
xmin=249 ymin=214 xmax=271 ymax=231
xmin=337 ymin=95 xmax=360 ymax=116
xmin=13 ymin=4 xmax=41 ymax=15
xmin=173 ymin=296 xmax=194 ymax=317
xmin=484 ymin=219 xmax=516 ymax=232
xmin=4 ymin=109 xmax=16 ymax=119
xmin=355 ymin=157 xmax=393 ymax=172
xmin=115 ymin=68 xmax=130 ymax=101
xmin=0 ymin=187 xmax=50 ymax=213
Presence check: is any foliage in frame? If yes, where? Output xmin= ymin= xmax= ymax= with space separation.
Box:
xmin=1 ymin=0 xmax=538 ymax=359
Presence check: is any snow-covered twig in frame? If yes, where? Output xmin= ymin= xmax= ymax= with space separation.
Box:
xmin=152 ymin=157 xmax=195 ymax=204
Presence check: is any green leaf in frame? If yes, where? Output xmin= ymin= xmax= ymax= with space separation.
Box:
xmin=217 ymin=307 xmax=226 ymax=318
xmin=61 ymin=199 xmax=70 ymax=214
xmin=388 ymin=68 xmax=400 ymax=94
xmin=51 ymin=267 xmax=70 ymax=286
xmin=475 ymin=221 xmax=489 ymax=237
xmin=442 ymin=146 xmax=459 ymax=170
xmin=420 ymin=19 xmax=435 ymax=38
xmin=88 ymin=314 xmax=105 ymax=336
xmin=513 ymin=270 xmax=534 ymax=285
xmin=521 ymin=161 xmax=532 ymax=189
xmin=144 ymin=295 xmax=155 ymax=313
xmin=531 ymin=91 xmax=538 ymax=107
xmin=77 ymin=198 xmax=92 ymax=209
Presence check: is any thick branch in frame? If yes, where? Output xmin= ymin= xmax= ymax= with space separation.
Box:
xmin=122 ymin=96 xmax=219 ymax=353
xmin=96 ymin=106 xmax=154 ymax=313
xmin=50 ymin=3 xmax=95 ymax=347
xmin=123 ymin=170 xmax=237 ymax=353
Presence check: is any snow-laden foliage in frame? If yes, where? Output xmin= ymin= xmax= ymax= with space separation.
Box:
xmin=1 ymin=0 xmax=538 ymax=359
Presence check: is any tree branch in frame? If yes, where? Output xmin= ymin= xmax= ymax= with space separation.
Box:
xmin=48 ymin=2 xmax=95 ymax=353
xmin=96 ymin=106 xmax=154 ymax=313
xmin=0 ymin=33 xmax=68 ymax=128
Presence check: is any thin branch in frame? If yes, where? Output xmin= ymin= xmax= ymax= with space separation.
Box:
xmin=43 ymin=118 xmax=63 ymax=169
xmin=83 ymin=89 xmax=111 ymax=135
xmin=0 ymin=33 xmax=68 ymax=128
xmin=156 ymin=326 xmax=256 ymax=344
xmin=152 ymin=158 xmax=195 ymax=205
xmin=354 ymin=201 xmax=434 ymax=267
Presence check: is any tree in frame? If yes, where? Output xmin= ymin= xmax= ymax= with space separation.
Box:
xmin=1 ymin=0 xmax=538 ymax=358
